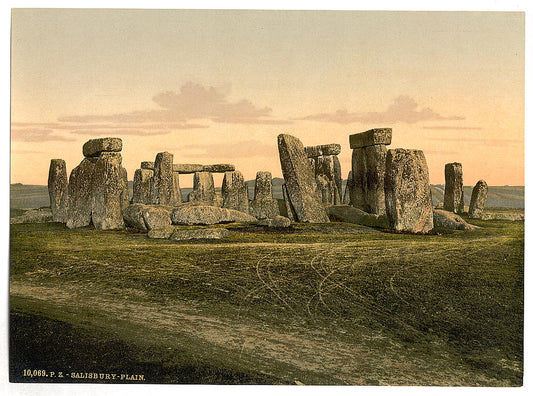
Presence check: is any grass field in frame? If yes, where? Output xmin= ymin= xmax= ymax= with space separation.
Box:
xmin=9 ymin=217 xmax=523 ymax=386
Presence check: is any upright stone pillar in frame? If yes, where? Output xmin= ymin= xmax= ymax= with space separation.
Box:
xmin=349 ymin=128 xmax=391 ymax=215
xmin=468 ymin=180 xmax=488 ymax=218
xmin=384 ymin=149 xmax=433 ymax=234
xmin=444 ymin=162 xmax=464 ymax=213
xmin=254 ymin=171 xmax=273 ymax=200
xmin=151 ymin=152 xmax=174 ymax=205
xmin=342 ymin=170 xmax=353 ymax=205
xmin=189 ymin=172 xmax=216 ymax=205
xmin=66 ymin=157 xmax=98 ymax=229
xmin=277 ymin=134 xmax=329 ymax=223
xmin=315 ymin=156 xmax=341 ymax=205
xmin=48 ymin=159 xmax=68 ymax=222
xmin=133 ymin=168 xmax=153 ymax=204
xmin=119 ymin=166 xmax=129 ymax=210
xmin=172 ymin=172 xmax=182 ymax=204
xmin=249 ymin=171 xmax=280 ymax=220
xmin=222 ymin=171 xmax=249 ymax=213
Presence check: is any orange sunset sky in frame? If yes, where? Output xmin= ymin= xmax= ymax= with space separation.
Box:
xmin=10 ymin=9 xmax=524 ymax=187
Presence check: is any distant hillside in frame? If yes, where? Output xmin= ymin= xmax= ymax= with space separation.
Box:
xmin=10 ymin=182 xmax=524 ymax=210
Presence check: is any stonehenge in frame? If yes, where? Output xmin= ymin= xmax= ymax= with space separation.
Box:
xmin=444 ymin=162 xmax=464 ymax=213
xmin=468 ymin=180 xmax=488 ymax=218
xmin=221 ymin=171 xmax=249 ymax=213
xmin=249 ymin=171 xmax=280 ymax=220
xmin=305 ymin=144 xmax=342 ymax=205
xmin=48 ymin=159 xmax=68 ymax=223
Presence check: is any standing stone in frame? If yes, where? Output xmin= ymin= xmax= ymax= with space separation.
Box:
xmin=172 ymin=172 xmax=183 ymax=204
xmin=151 ymin=152 xmax=175 ymax=205
xmin=444 ymin=162 xmax=464 ymax=214
xmin=254 ymin=171 xmax=273 ymax=200
xmin=315 ymin=156 xmax=340 ymax=205
xmin=66 ymin=157 xmax=97 ymax=229
xmin=468 ymin=180 xmax=488 ymax=218
xmin=350 ymin=148 xmax=367 ymax=210
xmin=48 ymin=159 xmax=68 ymax=222
xmin=141 ymin=161 xmax=154 ymax=170
xmin=119 ymin=166 xmax=129 ymax=210
xmin=363 ymin=145 xmax=388 ymax=215
xmin=282 ymin=184 xmax=296 ymax=222
xmin=82 ymin=137 xmax=122 ymax=157
xmin=133 ymin=169 xmax=153 ymax=204
xmin=277 ymin=134 xmax=329 ymax=223
xmin=343 ymin=171 xmax=353 ymax=205
xmin=188 ymin=172 xmax=216 ymax=205
xmin=91 ymin=152 xmax=125 ymax=230
xmin=332 ymin=155 xmax=342 ymax=201
xmin=384 ymin=149 xmax=433 ymax=234
xmin=222 ymin=171 xmax=249 ymax=213
xmin=305 ymin=144 xmax=342 ymax=158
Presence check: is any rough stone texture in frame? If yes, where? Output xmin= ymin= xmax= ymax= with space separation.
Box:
xmin=316 ymin=175 xmax=337 ymax=205
xmin=468 ymin=180 xmax=488 ymax=218
xmin=147 ymin=225 xmax=176 ymax=239
xmin=91 ymin=152 xmax=125 ymax=230
xmin=315 ymin=156 xmax=341 ymax=205
xmin=171 ymin=205 xmax=257 ymax=225
xmin=143 ymin=206 xmax=172 ymax=230
xmin=222 ymin=171 xmax=249 ymax=213
xmin=123 ymin=203 xmax=148 ymax=230
xmin=343 ymin=171 xmax=353 ymax=205
xmin=172 ymin=164 xmax=204 ymax=173
xmin=151 ymin=152 xmax=175 ymax=205
xmin=10 ymin=208 xmax=53 ymax=224
xmin=349 ymin=128 xmax=392 ymax=149
xmin=282 ymin=184 xmax=297 ymax=222
xmin=169 ymin=228 xmax=230 ymax=241
xmin=172 ymin=164 xmax=235 ymax=173
xmin=254 ymin=171 xmax=273 ymax=200
xmin=82 ymin=137 xmax=122 ymax=157
xmin=433 ymin=209 xmax=480 ymax=231
xmin=444 ymin=162 xmax=464 ymax=214
xmin=257 ymin=215 xmax=291 ymax=228
xmin=304 ymin=144 xmax=341 ymax=158
xmin=66 ymin=157 xmax=97 ymax=229
xmin=133 ymin=169 xmax=153 ymax=204
xmin=188 ymin=172 xmax=216 ymax=205
xmin=141 ymin=161 xmax=154 ymax=170
xmin=203 ymin=164 xmax=235 ymax=173
xmin=172 ymin=172 xmax=183 ymax=204
xmin=277 ymin=134 xmax=329 ymax=223
xmin=332 ymin=155 xmax=342 ymax=201
xmin=249 ymin=198 xmax=280 ymax=220
xmin=384 ymin=149 xmax=434 ymax=234
xmin=327 ymin=205 xmax=388 ymax=228
xmin=480 ymin=212 xmax=524 ymax=221
xmin=350 ymin=145 xmax=387 ymax=215
xmin=119 ymin=166 xmax=129 ymax=210
xmin=214 ymin=191 xmax=223 ymax=208
xmin=48 ymin=159 xmax=69 ymax=222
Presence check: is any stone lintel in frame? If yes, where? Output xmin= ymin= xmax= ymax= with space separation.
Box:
xmin=349 ymin=128 xmax=392 ymax=149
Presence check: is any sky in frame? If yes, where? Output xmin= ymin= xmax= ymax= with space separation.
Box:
xmin=10 ymin=9 xmax=525 ymax=187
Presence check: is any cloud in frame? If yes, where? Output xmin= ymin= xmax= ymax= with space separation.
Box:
xmin=426 ymin=137 xmax=521 ymax=146
xmin=297 ymin=96 xmax=464 ymax=124
xmin=11 ymin=128 xmax=75 ymax=142
xmin=422 ymin=126 xmax=482 ymax=130
xmin=179 ymin=140 xmax=277 ymax=159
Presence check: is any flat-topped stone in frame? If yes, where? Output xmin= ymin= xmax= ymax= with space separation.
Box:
xmin=304 ymin=144 xmax=341 ymax=158
xmin=203 ymin=164 xmax=235 ymax=173
xmin=172 ymin=163 xmax=235 ymax=173
xmin=141 ymin=161 xmax=154 ymax=170
xmin=82 ymin=137 xmax=122 ymax=157
xmin=349 ymin=128 xmax=392 ymax=149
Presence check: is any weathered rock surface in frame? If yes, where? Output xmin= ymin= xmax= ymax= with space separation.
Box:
xmin=147 ymin=225 xmax=176 ymax=239
xmin=433 ymin=209 xmax=479 ymax=231
xmin=254 ymin=171 xmax=273 ymax=200
xmin=343 ymin=171 xmax=353 ymax=205
xmin=143 ymin=205 xmax=172 ymax=230
xmin=48 ymin=159 xmax=68 ymax=222
xmin=327 ymin=205 xmax=388 ymax=228
xmin=141 ymin=161 xmax=154 ymax=170
xmin=133 ymin=169 xmax=153 ymax=204
xmin=304 ymin=144 xmax=341 ymax=158
xmin=66 ymin=157 xmax=97 ymax=229
xmin=315 ymin=156 xmax=341 ymax=205
xmin=91 ymin=152 xmax=125 ymax=230
xmin=349 ymin=128 xmax=392 ymax=149
xmin=468 ymin=180 xmax=488 ymax=218
xmin=171 ymin=205 xmax=257 ymax=225
xmin=10 ymin=208 xmax=53 ymax=224
xmin=172 ymin=164 xmax=204 ymax=173
xmin=120 ymin=166 xmax=129 ymax=210
xmin=277 ymin=134 xmax=329 ymax=223
xmin=169 ymin=228 xmax=230 ymax=241
xmin=203 ymin=164 xmax=235 ymax=173
xmin=172 ymin=164 xmax=235 ymax=173
xmin=384 ymin=149 xmax=433 ymax=234
xmin=332 ymin=155 xmax=342 ymax=200
xmin=350 ymin=148 xmax=367 ymax=210
xmin=282 ymin=184 xmax=296 ymax=221
xmin=249 ymin=198 xmax=280 ymax=220
xmin=316 ymin=175 xmax=338 ymax=205
xmin=123 ymin=203 xmax=148 ymax=230
xmin=172 ymin=172 xmax=183 ymax=204
xmin=222 ymin=171 xmax=249 ymax=213
xmin=151 ymin=152 xmax=175 ymax=205
xmin=82 ymin=137 xmax=122 ymax=157
xmin=257 ymin=215 xmax=291 ymax=228
xmin=444 ymin=162 xmax=464 ymax=214
xmin=188 ymin=172 xmax=216 ymax=205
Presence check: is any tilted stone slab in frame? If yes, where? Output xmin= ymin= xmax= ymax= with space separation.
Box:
xmin=141 ymin=161 xmax=154 ymax=170
xmin=222 ymin=171 xmax=249 ymax=213
xmin=304 ymin=144 xmax=341 ymax=158
xmin=151 ymin=152 xmax=175 ymax=205
xmin=349 ymin=128 xmax=392 ymax=149
xmin=444 ymin=162 xmax=464 ymax=214
xmin=277 ymin=134 xmax=329 ymax=223
xmin=254 ymin=171 xmax=273 ymax=200
xmin=257 ymin=215 xmax=291 ymax=228
xmin=171 ymin=205 xmax=257 ymax=225
xmin=282 ymin=183 xmax=296 ymax=222
xmin=123 ymin=203 xmax=148 ymax=230
xmin=133 ymin=169 xmax=153 ymax=204
xmin=66 ymin=157 xmax=98 ymax=229
xmin=384 ymin=149 xmax=433 ymax=234
xmin=188 ymin=172 xmax=216 ymax=205
xmin=91 ymin=152 xmax=125 ymax=230
xmin=82 ymin=137 xmax=122 ymax=157
xmin=468 ymin=180 xmax=488 ymax=219
xmin=48 ymin=159 xmax=69 ymax=223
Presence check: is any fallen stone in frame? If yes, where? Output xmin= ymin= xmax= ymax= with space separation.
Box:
xmin=123 ymin=203 xmax=148 ymax=230
xmin=188 ymin=172 xmax=216 ymax=205
xmin=254 ymin=171 xmax=273 ymax=200
xmin=304 ymin=144 xmax=341 ymax=158
xmin=169 ymin=228 xmax=230 ymax=241
xmin=143 ymin=205 xmax=172 ymax=230
xmin=151 ymin=152 xmax=175 ymax=205
xmin=133 ymin=169 xmax=153 ymax=204
xmin=10 ymin=208 xmax=53 ymax=224
xmin=249 ymin=198 xmax=280 ymax=220
xmin=171 ymin=205 xmax=257 ymax=225
xmin=257 ymin=215 xmax=291 ymax=228
xmin=384 ymin=149 xmax=433 ymax=234
xmin=48 ymin=159 xmax=68 ymax=222
xmin=222 ymin=171 xmax=249 ymax=213
xmin=147 ymin=225 xmax=176 ymax=239
xmin=141 ymin=161 xmax=154 ymax=170
xmin=444 ymin=162 xmax=464 ymax=214
xmin=66 ymin=157 xmax=98 ymax=229
xmin=327 ymin=205 xmax=388 ymax=228
xmin=480 ymin=212 xmax=524 ymax=221
xmin=349 ymin=128 xmax=392 ymax=149
xmin=82 ymin=137 xmax=122 ymax=157
xmin=91 ymin=152 xmax=125 ymax=230
xmin=433 ymin=209 xmax=480 ymax=231
xmin=468 ymin=180 xmax=488 ymax=219
xmin=277 ymin=134 xmax=329 ymax=223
